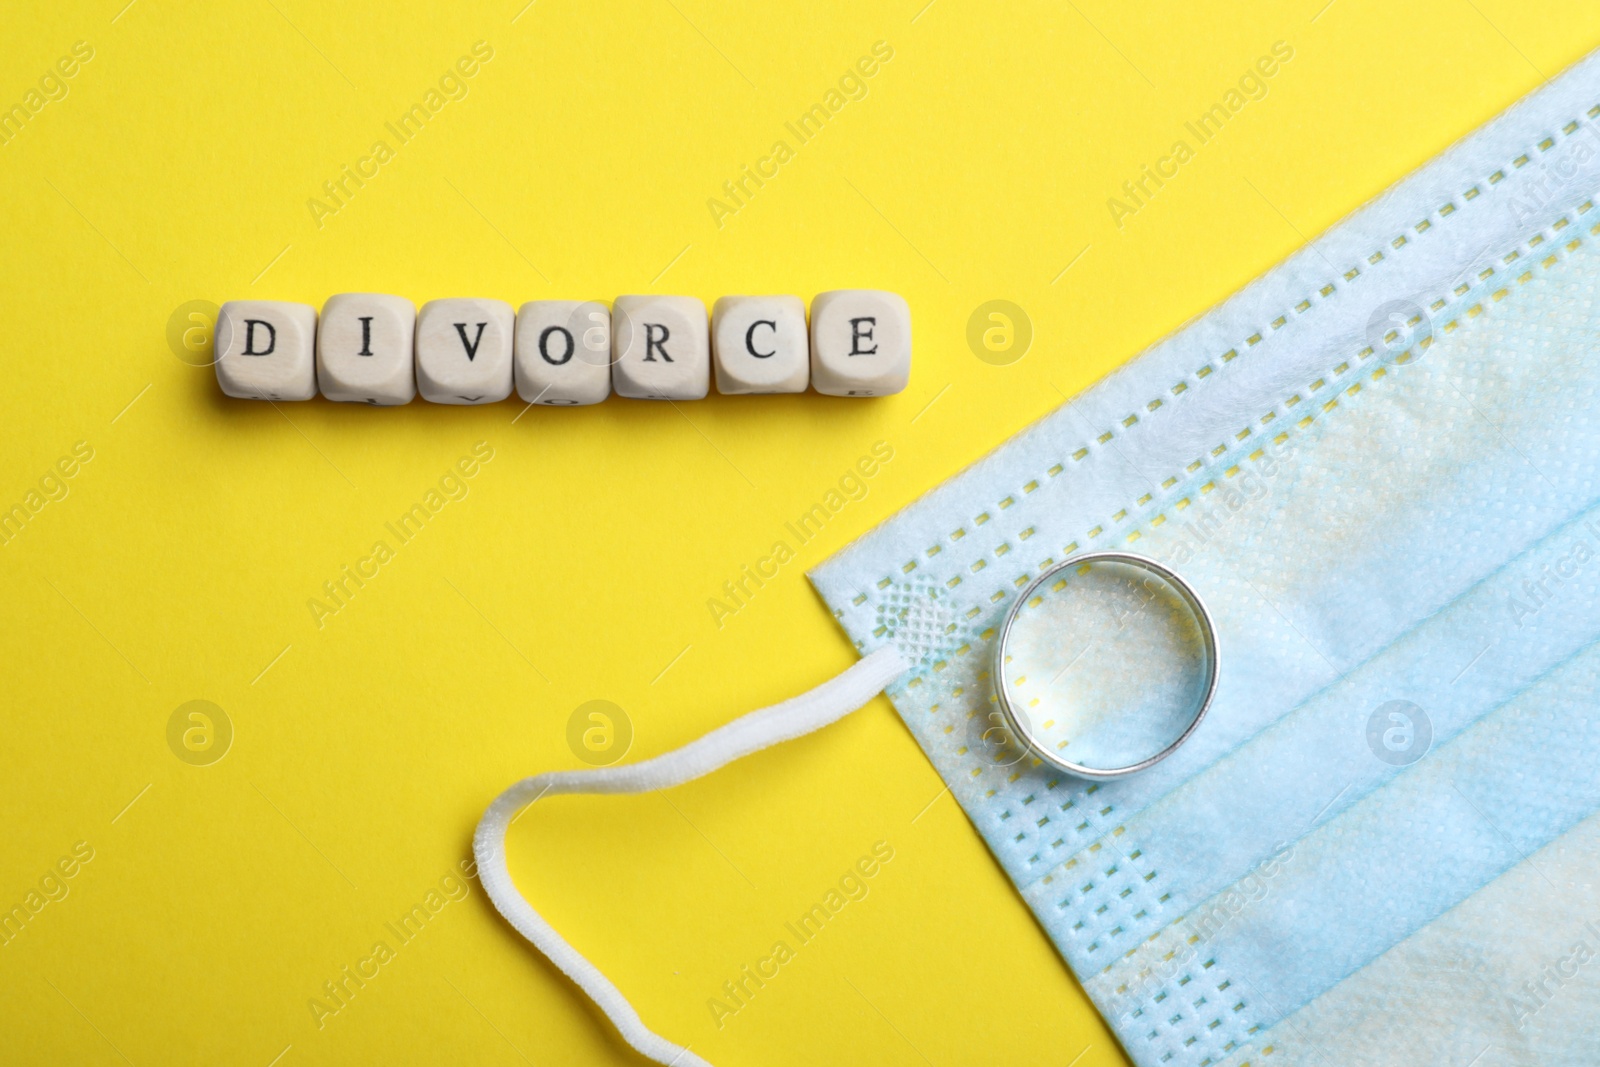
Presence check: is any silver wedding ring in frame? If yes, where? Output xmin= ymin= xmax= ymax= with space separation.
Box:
xmin=993 ymin=551 xmax=1219 ymax=780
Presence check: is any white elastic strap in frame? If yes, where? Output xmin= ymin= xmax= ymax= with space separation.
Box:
xmin=472 ymin=645 xmax=910 ymax=1067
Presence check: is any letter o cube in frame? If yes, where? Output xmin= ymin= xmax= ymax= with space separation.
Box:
xmin=515 ymin=300 xmax=612 ymax=406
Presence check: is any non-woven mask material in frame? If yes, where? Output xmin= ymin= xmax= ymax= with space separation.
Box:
xmin=476 ymin=49 xmax=1600 ymax=1067
xmin=810 ymin=49 xmax=1600 ymax=1067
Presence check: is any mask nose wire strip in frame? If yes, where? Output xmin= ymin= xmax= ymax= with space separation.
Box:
xmin=472 ymin=644 xmax=911 ymax=1067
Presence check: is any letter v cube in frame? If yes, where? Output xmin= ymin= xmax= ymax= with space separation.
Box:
xmin=416 ymin=298 xmax=515 ymax=404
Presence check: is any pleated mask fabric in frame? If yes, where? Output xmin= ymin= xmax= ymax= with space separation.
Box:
xmin=810 ymin=51 xmax=1600 ymax=1067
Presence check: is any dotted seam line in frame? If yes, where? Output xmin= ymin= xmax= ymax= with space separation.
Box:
xmin=846 ymin=108 xmax=1600 ymax=626
xmin=871 ymin=202 xmax=1600 ymax=1061
xmin=1010 ymin=223 xmax=1598 ymax=1061
xmin=1013 ymin=215 xmax=1594 ymax=895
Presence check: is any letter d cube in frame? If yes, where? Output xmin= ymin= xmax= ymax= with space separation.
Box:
xmin=215 ymin=300 xmax=318 ymax=400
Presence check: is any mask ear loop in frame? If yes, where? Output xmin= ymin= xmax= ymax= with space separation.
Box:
xmin=473 ymin=644 xmax=910 ymax=1067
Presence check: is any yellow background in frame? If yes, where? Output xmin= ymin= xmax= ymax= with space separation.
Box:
xmin=1 ymin=1 xmax=1595 ymax=1064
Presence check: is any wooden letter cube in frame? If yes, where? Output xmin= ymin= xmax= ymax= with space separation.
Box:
xmin=809 ymin=289 xmax=911 ymax=397
xmin=416 ymin=298 xmax=515 ymax=405
xmin=215 ymin=300 xmax=317 ymax=400
xmin=712 ymin=295 xmax=809 ymax=394
xmin=612 ymin=295 xmax=709 ymax=400
xmin=317 ymin=293 xmax=417 ymax=405
xmin=514 ymin=301 xmax=612 ymax=406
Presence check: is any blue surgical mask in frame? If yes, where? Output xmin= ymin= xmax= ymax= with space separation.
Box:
xmin=477 ymin=51 xmax=1600 ymax=1067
